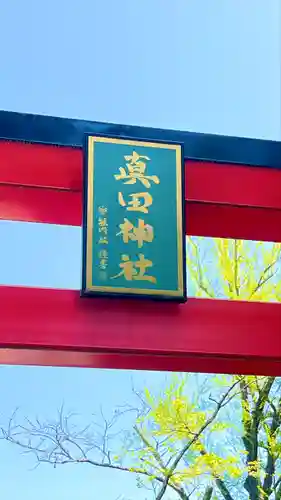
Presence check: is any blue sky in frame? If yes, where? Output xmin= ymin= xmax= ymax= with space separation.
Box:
xmin=0 ymin=1 xmax=280 ymax=499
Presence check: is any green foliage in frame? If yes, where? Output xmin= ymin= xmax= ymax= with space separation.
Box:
xmin=126 ymin=374 xmax=245 ymax=498
xmin=124 ymin=373 xmax=281 ymax=499
xmin=124 ymin=239 xmax=281 ymax=498
xmin=187 ymin=237 xmax=281 ymax=302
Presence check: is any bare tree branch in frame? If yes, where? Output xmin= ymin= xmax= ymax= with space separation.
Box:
xmin=1 ymin=409 xmax=189 ymax=499
xmin=2 ymin=372 xmax=281 ymax=500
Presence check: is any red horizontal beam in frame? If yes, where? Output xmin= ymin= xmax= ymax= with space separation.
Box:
xmin=0 ymin=286 xmax=280 ymax=373
xmin=0 ymin=141 xmax=81 ymax=190
xmin=188 ymin=203 xmax=281 ymax=242
xmin=2 ymin=141 xmax=281 ymax=241
xmin=1 ymin=185 xmax=281 ymax=242
xmin=186 ymin=160 xmax=281 ymax=210
xmin=0 ymin=349 xmax=280 ymax=376
xmin=0 ymin=184 xmax=81 ymax=226
xmin=2 ymin=140 xmax=281 ymax=210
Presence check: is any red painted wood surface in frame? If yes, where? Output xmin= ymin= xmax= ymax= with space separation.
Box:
xmin=2 ymin=185 xmax=281 ymax=242
xmin=0 ymin=286 xmax=280 ymax=375
xmin=188 ymin=203 xmax=281 ymax=242
xmin=1 ymin=141 xmax=281 ymax=242
xmin=0 ymin=141 xmax=81 ymax=190
xmin=0 ymin=349 xmax=280 ymax=376
xmin=0 ymin=184 xmax=81 ymax=226
xmin=186 ymin=161 xmax=281 ymax=209
xmin=2 ymin=140 xmax=281 ymax=211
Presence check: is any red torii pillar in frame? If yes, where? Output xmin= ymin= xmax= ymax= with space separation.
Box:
xmin=0 ymin=111 xmax=280 ymax=376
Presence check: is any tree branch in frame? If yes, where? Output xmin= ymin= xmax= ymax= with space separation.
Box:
xmin=188 ymin=238 xmax=216 ymax=298
xmin=200 ymin=449 xmax=234 ymax=500
xmin=1 ymin=422 xmax=188 ymax=499
xmin=249 ymin=259 xmax=279 ymax=299
xmin=233 ymin=240 xmax=240 ymax=297
xmin=262 ymin=396 xmax=281 ymax=498
xmin=155 ymin=380 xmax=240 ymax=500
xmin=202 ymin=486 xmax=213 ymax=500
xmin=275 ymin=477 xmax=281 ymax=500
xmin=133 ymin=425 xmax=189 ymax=499
xmin=240 ymin=377 xmax=275 ymax=500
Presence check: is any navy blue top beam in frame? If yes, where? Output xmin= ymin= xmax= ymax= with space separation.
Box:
xmin=0 ymin=109 xmax=280 ymax=168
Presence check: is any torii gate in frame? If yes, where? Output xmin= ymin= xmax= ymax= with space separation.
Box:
xmin=0 ymin=110 xmax=280 ymax=376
